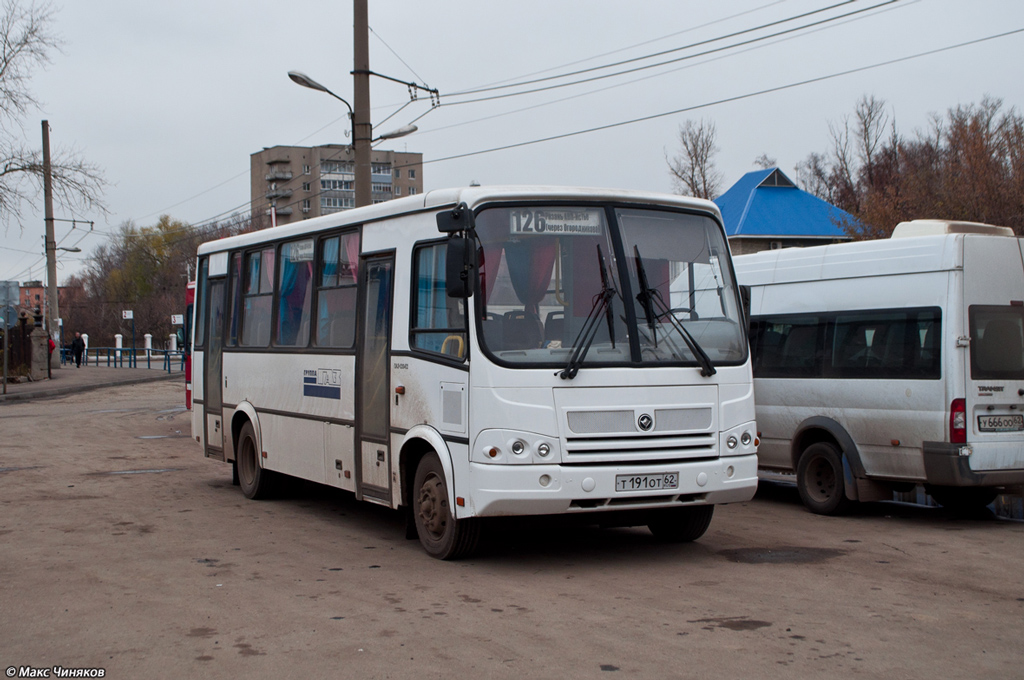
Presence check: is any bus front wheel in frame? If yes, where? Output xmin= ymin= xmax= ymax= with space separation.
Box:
xmin=413 ymin=453 xmax=480 ymax=560
xmin=796 ymin=442 xmax=851 ymax=515
xmin=236 ymin=421 xmax=274 ymax=500
xmin=647 ymin=505 xmax=714 ymax=542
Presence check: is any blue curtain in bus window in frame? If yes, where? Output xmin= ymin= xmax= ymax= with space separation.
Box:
xmin=277 ymin=239 xmax=314 ymax=347
xmin=414 ymin=245 xmax=446 ymax=353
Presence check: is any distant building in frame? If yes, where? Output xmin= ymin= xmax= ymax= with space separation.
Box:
xmin=250 ymin=145 xmax=423 ymax=227
xmin=715 ymin=168 xmax=856 ymax=255
xmin=17 ymin=280 xmax=75 ymax=320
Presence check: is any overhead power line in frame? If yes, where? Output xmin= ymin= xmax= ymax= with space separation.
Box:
xmin=447 ymin=0 xmax=865 ymax=97
xmin=443 ymin=0 xmax=901 ymax=106
xmin=408 ymin=28 xmax=1024 ymax=168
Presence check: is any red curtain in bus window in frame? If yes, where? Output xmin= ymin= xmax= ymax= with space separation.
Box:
xmin=505 ymin=238 xmax=556 ymax=316
xmin=479 ymin=240 xmax=503 ymax=304
xmin=344 ymin=233 xmax=360 ymax=282
xmin=571 ymin=238 xmax=601 ymax=318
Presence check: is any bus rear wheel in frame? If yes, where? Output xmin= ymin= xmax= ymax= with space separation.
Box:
xmin=796 ymin=442 xmax=851 ymax=515
xmin=236 ymin=421 xmax=274 ymax=500
xmin=413 ymin=453 xmax=480 ymax=560
xmin=647 ymin=505 xmax=714 ymax=542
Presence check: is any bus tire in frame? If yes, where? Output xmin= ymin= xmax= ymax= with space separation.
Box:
xmin=236 ymin=421 xmax=274 ymax=500
xmin=647 ymin=505 xmax=714 ymax=542
xmin=796 ymin=442 xmax=851 ymax=515
xmin=925 ymin=485 xmax=998 ymax=514
xmin=413 ymin=453 xmax=480 ymax=560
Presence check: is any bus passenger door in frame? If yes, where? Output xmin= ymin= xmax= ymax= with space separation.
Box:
xmin=204 ymin=278 xmax=226 ymax=460
xmin=356 ymin=254 xmax=394 ymax=503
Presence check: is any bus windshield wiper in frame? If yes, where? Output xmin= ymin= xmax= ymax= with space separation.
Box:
xmin=634 ymin=246 xmax=716 ymax=377
xmin=559 ymin=244 xmax=616 ymax=380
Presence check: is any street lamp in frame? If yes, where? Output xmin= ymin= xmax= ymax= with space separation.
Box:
xmin=289 ymin=70 xmax=418 ymax=209
xmin=373 ymin=124 xmax=418 ymax=142
xmin=55 ymin=247 xmax=81 ymax=253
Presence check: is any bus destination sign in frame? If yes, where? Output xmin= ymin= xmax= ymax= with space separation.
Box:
xmin=509 ymin=208 xmax=603 ymax=236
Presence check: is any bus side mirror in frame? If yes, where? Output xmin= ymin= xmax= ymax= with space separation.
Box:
xmin=437 ymin=202 xmax=474 ymax=233
xmin=446 ymin=237 xmax=475 ymax=298
xmin=175 ymin=327 xmax=190 ymax=355
xmin=739 ymin=285 xmax=751 ymax=329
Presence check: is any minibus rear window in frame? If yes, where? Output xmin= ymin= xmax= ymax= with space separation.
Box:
xmin=970 ymin=305 xmax=1024 ymax=380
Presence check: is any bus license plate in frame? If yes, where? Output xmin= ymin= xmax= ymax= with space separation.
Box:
xmin=978 ymin=414 xmax=1024 ymax=432
xmin=615 ymin=472 xmax=679 ymax=492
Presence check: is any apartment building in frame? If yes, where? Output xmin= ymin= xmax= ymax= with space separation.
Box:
xmin=250 ymin=144 xmax=423 ymax=226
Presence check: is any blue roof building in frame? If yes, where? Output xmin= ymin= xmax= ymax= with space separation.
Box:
xmin=714 ymin=167 xmax=855 ymax=255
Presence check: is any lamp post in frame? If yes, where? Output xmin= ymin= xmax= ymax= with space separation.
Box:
xmin=288 ymin=71 xmax=418 ymax=208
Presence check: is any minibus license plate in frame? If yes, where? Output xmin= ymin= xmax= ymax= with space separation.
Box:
xmin=615 ymin=472 xmax=679 ymax=492
xmin=978 ymin=414 xmax=1024 ymax=432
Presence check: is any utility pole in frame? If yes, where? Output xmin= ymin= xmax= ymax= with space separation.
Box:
xmin=42 ymin=120 xmax=59 ymax=369
xmin=353 ymin=0 xmax=371 ymax=208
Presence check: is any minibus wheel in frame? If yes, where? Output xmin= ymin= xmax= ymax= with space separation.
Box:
xmin=647 ymin=505 xmax=714 ymax=542
xmin=413 ymin=453 xmax=481 ymax=560
xmin=796 ymin=442 xmax=851 ymax=515
xmin=236 ymin=421 xmax=274 ymax=500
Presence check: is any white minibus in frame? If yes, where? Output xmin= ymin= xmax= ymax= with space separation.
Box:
xmin=735 ymin=220 xmax=1024 ymax=514
xmin=190 ymin=186 xmax=758 ymax=558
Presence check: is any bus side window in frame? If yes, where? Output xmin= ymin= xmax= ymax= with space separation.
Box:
xmin=316 ymin=233 xmax=359 ymax=349
xmin=411 ymin=241 xmax=467 ymax=359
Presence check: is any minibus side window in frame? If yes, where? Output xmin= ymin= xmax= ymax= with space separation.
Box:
xmin=970 ymin=305 xmax=1024 ymax=379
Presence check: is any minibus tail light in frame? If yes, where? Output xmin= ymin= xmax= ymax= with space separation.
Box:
xmin=950 ymin=398 xmax=967 ymax=444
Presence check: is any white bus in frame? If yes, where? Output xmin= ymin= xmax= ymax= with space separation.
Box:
xmin=735 ymin=220 xmax=1024 ymax=515
xmin=190 ymin=186 xmax=758 ymax=558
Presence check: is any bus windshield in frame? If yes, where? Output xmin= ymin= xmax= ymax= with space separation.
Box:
xmin=474 ymin=204 xmax=746 ymax=369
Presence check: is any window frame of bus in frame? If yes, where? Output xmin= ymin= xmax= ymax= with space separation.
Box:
xmin=239 ymin=246 xmax=275 ymax=348
xmin=749 ymin=306 xmax=941 ymax=380
xmin=275 ymin=237 xmax=315 ymax=348
xmin=225 ymin=252 xmax=242 ymax=347
xmin=314 ymin=230 xmax=360 ymax=350
xmin=194 ymin=257 xmax=208 ymax=350
xmin=409 ymin=238 xmax=468 ymax=363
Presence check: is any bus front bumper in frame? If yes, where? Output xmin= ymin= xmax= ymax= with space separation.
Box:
xmin=464 ymin=454 xmax=758 ymax=518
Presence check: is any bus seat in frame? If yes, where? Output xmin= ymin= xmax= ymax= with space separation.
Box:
xmin=482 ymin=313 xmax=504 ymax=351
xmin=979 ymin=318 xmax=1023 ymax=372
xmin=544 ymin=311 xmax=565 ymax=346
xmin=781 ymin=326 xmax=817 ymax=367
xmin=504 ymin=310 xmax=543 ymax=350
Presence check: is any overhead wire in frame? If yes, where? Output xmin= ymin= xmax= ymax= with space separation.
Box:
xmin=411 ymin=0 xmax=916 ymax=140
xmin=400 ymin=28 xmax=1024 ymax=169
xmin=460 ymin=0 xmax=792 ymax=90
xmin=442 ymin=0 xmax=901 ymax=106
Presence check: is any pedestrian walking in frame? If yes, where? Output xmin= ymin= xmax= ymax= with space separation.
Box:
xmin=71 ymin=331 xmax=85 ymax=368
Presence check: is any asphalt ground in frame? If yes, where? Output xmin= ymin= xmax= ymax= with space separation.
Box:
xmin=0 ymin=381 xmax=1022 ymax=678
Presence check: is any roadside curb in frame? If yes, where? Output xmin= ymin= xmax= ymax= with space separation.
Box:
xmin=0 ymin=372 xmax=184 ymax=404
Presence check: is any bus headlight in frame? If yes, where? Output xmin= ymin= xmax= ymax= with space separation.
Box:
xmin=473 ymin=430 xmax=560 ymax=464
xmin=741 ymin=432 xmax=752 ymax=446
xmin=727 ymin=436 xmax=738 ymax=449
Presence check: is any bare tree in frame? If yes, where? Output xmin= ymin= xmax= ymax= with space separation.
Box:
xmin=0 ymin=1 xmax=106 ymax=232
xmin=753 ymin=153 xmax=777 ymax=169
xmin=667 ymin=119 xmax=722 ymax=200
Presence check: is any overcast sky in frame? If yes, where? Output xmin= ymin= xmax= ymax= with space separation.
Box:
xmin=2 ymin=0 xmax=1023 ymax=288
